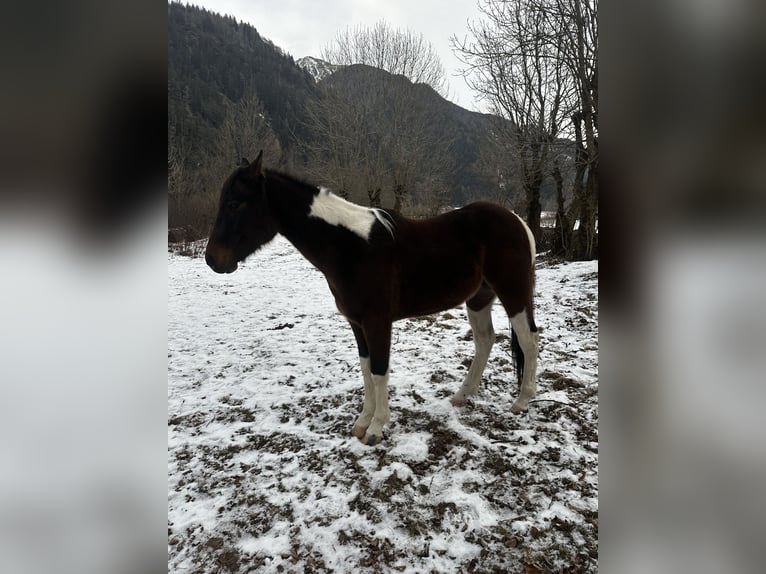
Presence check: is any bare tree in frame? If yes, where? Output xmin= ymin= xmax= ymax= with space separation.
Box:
xmin=553 ymin=0 xmax=598 ymax=260
xmin=302 ymin=67 xmax=387 ymax=206
xmin=305 ymin=21 xmax=454 ymax=213
xmin=322 ymin=20 xmax=448 ymax=97
xmin=168 ymin=93 xmax=282 ymax=234
xmin=217 ymin=93 xmax=281 ymax=167
xmin=472 ymin=127 xmax=524 ymax=209
xmin=452 ymin=0 xmax=597 ymax=258
xmin=168 ymin=120 xmax=211 ymax=232
xmin=452 ymin=0 xmax=575 ymax=243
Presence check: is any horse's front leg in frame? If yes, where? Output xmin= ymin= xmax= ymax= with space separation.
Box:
xmin=349 ymin=324 xmax=376 ymax=440
xmin=356 ymin=317 xmax=392 ymax=446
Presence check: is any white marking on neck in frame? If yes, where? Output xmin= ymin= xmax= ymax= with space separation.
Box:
xmin=309 ymin=187 xmax=394 ymax=241
xmin=512 ymin=211 xmax=536 ymax=263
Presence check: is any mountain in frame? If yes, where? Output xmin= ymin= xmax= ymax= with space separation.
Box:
xmin=168 ymin=2 xmax=571 ymax=235
xmin=296 ymin=56 xmax=341 ymax=82
xmin=168 ymin=2 xmax=318 ymax=163
xmin=317 ymin=63 xmax=502 ymax=206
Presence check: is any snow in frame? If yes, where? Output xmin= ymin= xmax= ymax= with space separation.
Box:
xmin=168 ymin=236 xmax=598 ymax=572
xmin=388 ymin=432 xmax=430 ymax=462
xmin=239 ymin=529 xmax=291 ymax=556
xmin=296 ymin=56 xmax=341 ymax=82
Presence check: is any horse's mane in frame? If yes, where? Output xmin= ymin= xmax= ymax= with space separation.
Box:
xmin=264 ymin=169 xmax=320 ymax=195
xmin=264 ymin=168 xmax=396 ymax=238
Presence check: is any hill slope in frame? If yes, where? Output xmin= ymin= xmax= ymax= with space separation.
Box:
xmin=168 ymin=2 xmax=317 ymax=163
xmin=318 ymin=64 xmax=501 ymax=206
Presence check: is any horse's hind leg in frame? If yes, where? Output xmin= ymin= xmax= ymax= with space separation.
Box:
xmin=452 ymin=284 xmax=496 ymax=407
xmin=508 ymin=307 xmax=539 ymax=413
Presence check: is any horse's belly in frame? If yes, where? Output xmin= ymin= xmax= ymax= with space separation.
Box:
xmin=396 ymin=266 xmax=482 ymax=319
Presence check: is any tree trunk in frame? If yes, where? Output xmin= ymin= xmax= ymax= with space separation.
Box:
xmin=524 ymin=161 xmax=543 ymax=245
xmin=393 ymin=183 xmax=406 ymax=213
xmin=367 ymin=187 xmax=382 ymax=208
xmin=550 ymin=161 xmax=571 ymax=255
xmin=571 ymin=163 xmax=598 ymax=260
xmin=526 ymin=182 xmax=542 ymax=245
xmin=566 ymin=113 xmax=597 ymax=260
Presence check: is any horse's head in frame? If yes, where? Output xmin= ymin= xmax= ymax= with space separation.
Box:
xmin=205 ymin=150 xmax=279 ymax=273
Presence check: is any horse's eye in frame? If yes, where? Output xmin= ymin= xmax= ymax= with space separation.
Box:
xmin=227 ymin=200 xmax=240 ymax=210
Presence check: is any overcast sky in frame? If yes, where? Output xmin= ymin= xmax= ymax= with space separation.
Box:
xmin=187 ymin=0 xmax=487 ymax=112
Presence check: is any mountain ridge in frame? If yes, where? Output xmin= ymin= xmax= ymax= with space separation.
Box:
xmin=296 ymin=56 xmax=341 ymax=82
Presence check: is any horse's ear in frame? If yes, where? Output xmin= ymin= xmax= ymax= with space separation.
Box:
xmin=241 ymin=150 xmax=263 ymax=183
xmin=250 ymin=150 xmax=264 ymax=176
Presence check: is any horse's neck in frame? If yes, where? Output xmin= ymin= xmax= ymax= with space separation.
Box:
xmin=265 ymin=173 xmax=335 ymax=270
xmin=262 ymin=172 xmax=312 ymax=229
xmin=264 ymin=174 xmax=383 ymax=283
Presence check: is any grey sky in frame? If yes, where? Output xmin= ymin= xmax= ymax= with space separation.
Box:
xmin=187 ymin=0 xmax=487 ymax=112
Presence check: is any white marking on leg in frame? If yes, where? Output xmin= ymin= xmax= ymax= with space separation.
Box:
xmin=309 ymin=187 xmax=394 ymax=240
xmin=452 ymin=302 xmax=495 ymax=406
xmin=363 ymin=370 xmax=390 ymax=444
xmin=512 ymin=211 xmax=536 ymax=263
xmin=353 ymin=357 xmax=376 ymax=437
xmin=510 ymin=309 xmax=539 ymax=412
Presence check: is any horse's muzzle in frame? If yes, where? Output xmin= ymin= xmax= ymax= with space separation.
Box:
xmin=205 ymin=250 xmax=237 ymax=274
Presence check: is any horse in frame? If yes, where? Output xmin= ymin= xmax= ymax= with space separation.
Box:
xmin=205 ymin=151 xmax=539 ymax=446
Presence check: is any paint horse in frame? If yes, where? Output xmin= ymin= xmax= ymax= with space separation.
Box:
xmin=205 ymin=151 xmax=539 ymax=446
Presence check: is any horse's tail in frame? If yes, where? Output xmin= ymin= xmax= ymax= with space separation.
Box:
xmin=511 ymin=327 xmax=524 ymax=389
xmin=510 ymin=230 xmax=537 ymax=391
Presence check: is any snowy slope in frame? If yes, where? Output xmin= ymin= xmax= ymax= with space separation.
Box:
xmin=168 ymin=237 xmax=598 ymax=572
xmin=296 ymin=56 xmax=341 ymax=82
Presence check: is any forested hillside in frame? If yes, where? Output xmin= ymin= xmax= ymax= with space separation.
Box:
xmin=168 ymin=3 xmax=316 ymax=161
xmin=168 ymin=2 xmax=575 ymax=240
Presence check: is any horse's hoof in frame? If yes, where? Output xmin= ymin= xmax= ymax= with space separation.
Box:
xmin=351 ymin=425 xmax=367 ymax=439
xmin=510 ymin=404 xmax=528 ymax=414
xmin=451 ymin=396 xmax=466 ymax=407
xmin=363 ymin=434 xmax=382 ymax=446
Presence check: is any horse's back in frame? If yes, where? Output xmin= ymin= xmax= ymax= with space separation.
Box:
xmin=439 ymin=201 xmax=535 ymax=290
xmin=455 ymin=201 xmax=527 ymax=235
xmin=462 ymin=201 xmax=533 ymax=260
xmin=387 ymin=201 xmax=531 ymax=261
xmin=374 ymin=202 xmax=534 ymax=319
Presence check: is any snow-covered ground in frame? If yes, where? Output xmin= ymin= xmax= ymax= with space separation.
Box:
xmin=168 ymin=236 xmax=598 ymax=573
